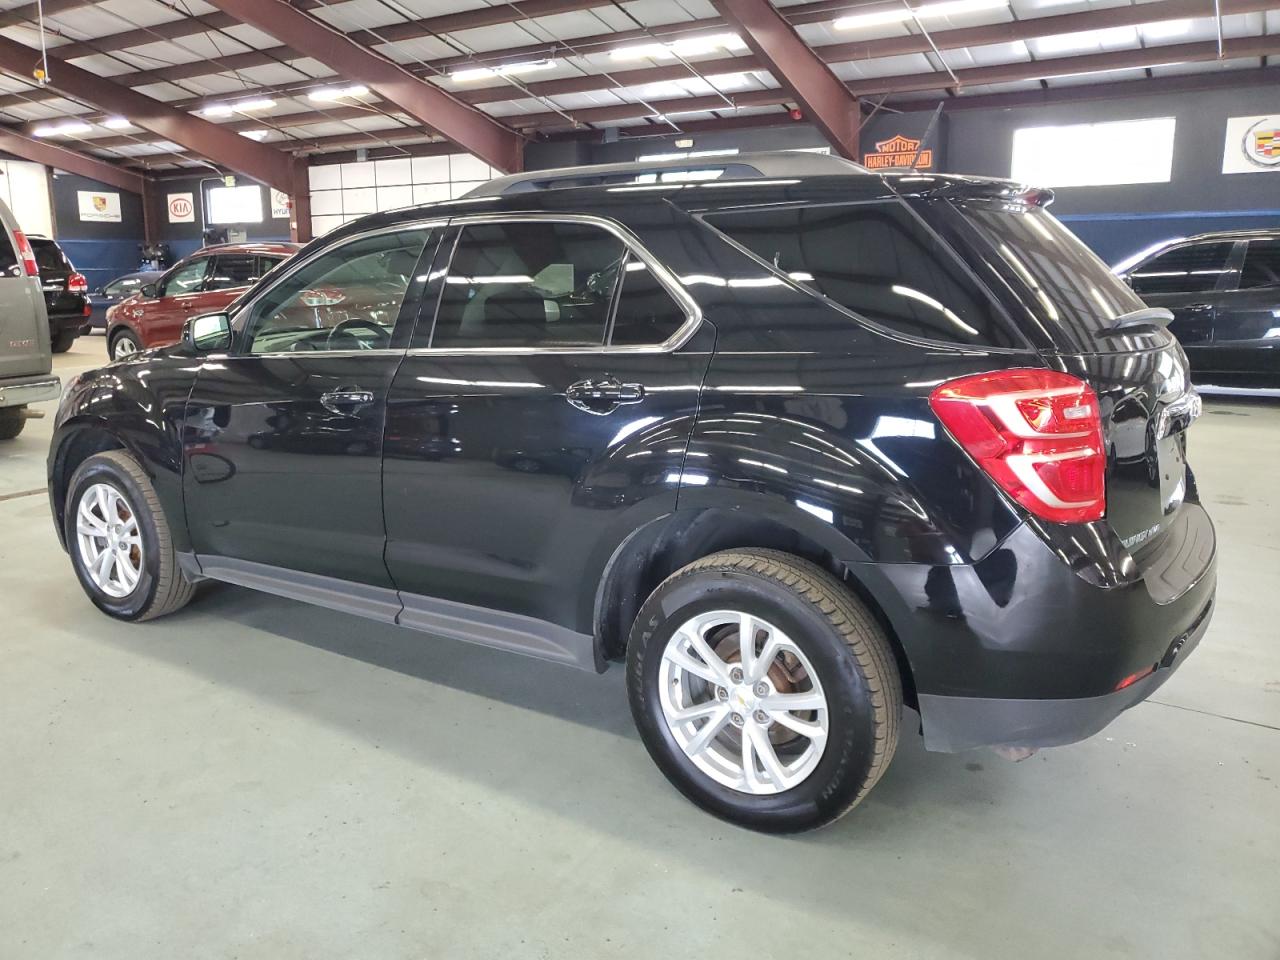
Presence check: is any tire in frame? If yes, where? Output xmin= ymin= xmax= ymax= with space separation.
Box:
xmin=626 ymin=549 xmax=901 ymax=833
xmin=51 ymin=329 xmax=76 ymax=353
xmin=109 ymin=329 xmax=141 ymax=361
xmin=0 ymin=406 xmax=24 ymax=440
xmin=63 ymin=449 xmax=196 ymax=621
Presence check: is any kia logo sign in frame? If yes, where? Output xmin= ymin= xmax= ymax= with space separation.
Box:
xmin=169 ymin=197 xmax=192 ymax=218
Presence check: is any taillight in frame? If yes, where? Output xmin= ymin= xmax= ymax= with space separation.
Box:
xmin=929 ymin=369 xmax=1105 ymax=524
xmin=68 ymin=272 xmax=88 ymax=293
xmin=12 ymin=230 xmax=38 ymax=277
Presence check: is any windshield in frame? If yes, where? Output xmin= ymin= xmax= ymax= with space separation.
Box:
xmin=950 ymin=199 xmax=1146 ymax=345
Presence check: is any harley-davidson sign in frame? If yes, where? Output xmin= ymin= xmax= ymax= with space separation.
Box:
xmin=863 ymin=134 xmax=933 ymax=170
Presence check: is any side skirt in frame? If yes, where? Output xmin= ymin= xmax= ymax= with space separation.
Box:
xmin=190 ymin=554 xmax=603 ymax=673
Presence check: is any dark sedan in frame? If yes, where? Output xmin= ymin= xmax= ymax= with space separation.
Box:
xmin=1115 ymin=229 xmax=1280 ymax=387
xmin=88 ymin=270 xmax=163 ymax=330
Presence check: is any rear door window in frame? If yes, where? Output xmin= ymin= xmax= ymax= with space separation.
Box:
xmin=30 ymin=239 xmax=70 ymax=276
xmin=702 ymin=202 xmax=1017 ymax=347
xmin=1239 ymin=238 xmax=1280 ymax=290
xmin=1128 ymin=241 xmax=1236 ymax=296
xmin=432 ymin=220 xmax=626 ymax=349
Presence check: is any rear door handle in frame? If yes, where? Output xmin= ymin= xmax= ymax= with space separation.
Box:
xmin=565 ymin=378 xmax=645 ymax=414
xmin=320 ymin=386 xmax=376 ymax=414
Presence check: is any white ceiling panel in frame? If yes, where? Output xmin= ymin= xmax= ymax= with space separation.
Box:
xmin=55 ymin=53 xmax=137 ymax=77
xmin=372 ymin=35 xmax=457 ymax=63
xmin=217 ymin=24 xmax=289 ymax=51
xmin=833 ymin=53 xmax=937 ymax=80
xmin=1149 ymin=56 xmax=1262 ymax=77
xmin=391 ymin=0 xmax=494 ymax=16
xmin=131 ymin=82 xmax=199 ymax=102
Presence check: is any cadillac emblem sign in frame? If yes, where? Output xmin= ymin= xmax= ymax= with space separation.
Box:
xmin=862 ymin=135 xmax=933 ymax=170
xmin=1244 ymin=117 xmax=1280 ymax=167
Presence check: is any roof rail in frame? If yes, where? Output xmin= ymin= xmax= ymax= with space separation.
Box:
xmin=464 ymin=150 xmax=871 ymax=197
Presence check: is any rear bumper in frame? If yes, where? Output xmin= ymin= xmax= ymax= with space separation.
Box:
xmin=917 ymin=596 xmax=1211 ymax=752
xmin=0 ymin=374 xmax=60 ymax=408
xmin=849 ymin=501 xmax=1217 ymax=752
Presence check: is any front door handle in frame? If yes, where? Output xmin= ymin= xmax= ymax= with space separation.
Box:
xmin=320 ymin=386 xmax=376 ymax=414
xmin=565 ymin=378 xmax=645 ymax=414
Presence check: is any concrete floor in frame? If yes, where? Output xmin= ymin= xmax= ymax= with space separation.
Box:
xmin=2 ymin=336 xmax=1277 ymax=960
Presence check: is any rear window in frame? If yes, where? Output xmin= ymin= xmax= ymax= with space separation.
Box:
xmin=29 ymin=239 xmax=71 ymax=275
xmin=952 ymin=200 xmax=1145 ymax=340
xmin=702 ymin=202 xmax=1021 ymax=347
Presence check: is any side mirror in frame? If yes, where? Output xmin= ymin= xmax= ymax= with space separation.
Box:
xmin=141 ymin=283 xmax=157 ymax=299
xmin=185 ymin=312 xmax=232 ymax=352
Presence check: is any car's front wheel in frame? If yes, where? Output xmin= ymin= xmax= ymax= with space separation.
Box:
xmin=109 ymin=329 xmax=141 ymax=361
xmin=627 ymin=549 xmax=901 ymax=833
xmin=64 ymin=450 xmax=195 ymax=621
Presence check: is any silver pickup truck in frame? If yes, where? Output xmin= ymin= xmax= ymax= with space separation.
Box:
xmin=0 ymin=198 xmax=59 ymax=440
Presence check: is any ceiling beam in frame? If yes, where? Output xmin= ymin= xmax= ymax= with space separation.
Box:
xmin=0 ymin=126 xmax=144 ymax=193
xmin=0 ymin=35 xmax=297 ymax=192
xmin=712 ymin=0 xmax=859 ymax=156
xmin=201 ymin=0 xmax=525 ymax=172
xmin=0 ymin=0 xmax=1249 ymax=117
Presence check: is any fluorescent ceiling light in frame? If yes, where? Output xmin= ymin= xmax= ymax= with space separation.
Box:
xmin=450 ymin=60 xmax=555 ymax=83
xmin=835 ymin=0 xmax=1006 ymax=30
xmin=610 ymin=32 xmax=745 ymax=60
xmin=1142 ymin=19 xmax=1193 ymax=39
xmin=1035 ymin=26 xmax=1136 ymax=54
xmin=239 ymin=129 xmax=269 ymax=141
xmin=307 ymin=84 xmax=369 ymax=102
xmin=201 ymin=98 xmax=276 ymax=117
xmin=102 ymin=116 xmax=132 ymax=130
xmin=32 ymin=120 xmax=93 ymax=137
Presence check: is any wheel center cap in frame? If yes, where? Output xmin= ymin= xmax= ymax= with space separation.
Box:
xmin=729 ymin=685 xmax=757 ymax=714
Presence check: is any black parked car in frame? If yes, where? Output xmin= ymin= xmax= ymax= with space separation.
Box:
xmin=47 ymin=153 xmax=1215 ymax=832
xmin=1116 ymin=229 xmax=1280 ymax=387
xmin=29 ymin=236 xmax=90 ymax=353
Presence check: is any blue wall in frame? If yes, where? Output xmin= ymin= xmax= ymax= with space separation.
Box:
xmin=49 ymin=172 xmax=146 ymax=290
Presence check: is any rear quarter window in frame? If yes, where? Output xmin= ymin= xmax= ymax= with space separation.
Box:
xmin=700 ymin=201 xmax=1021 ymax=348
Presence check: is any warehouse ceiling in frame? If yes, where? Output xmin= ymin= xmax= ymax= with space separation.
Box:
xmin=0 ymin=0 xmax=1275 ymax=174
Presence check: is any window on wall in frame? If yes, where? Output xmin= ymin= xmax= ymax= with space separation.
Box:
xmin=208 ymin=185 xmax=264 ymax=224
xmin=1010 ymin=117 xmax=1177 ymax=188
xmin=307 ymin=153 xmax=497 ymax=237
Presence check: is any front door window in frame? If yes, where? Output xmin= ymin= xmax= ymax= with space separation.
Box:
xmin=242 ymin=228 xmax=432 ymax=354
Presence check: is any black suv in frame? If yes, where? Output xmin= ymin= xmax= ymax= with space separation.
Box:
xmin=1116 ymin=228 xmax=1280 ymax=387
xmin=48 ymin=153 xmax=1215 ymax=832
xmin=29 ymin=236 xmax=90 ymax=353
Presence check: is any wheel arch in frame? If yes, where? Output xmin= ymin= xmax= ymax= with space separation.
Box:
xmin=48 ymin=419 xmax=131 ymax=549
xmin=591 ymin=506 xmax=918 ymax=707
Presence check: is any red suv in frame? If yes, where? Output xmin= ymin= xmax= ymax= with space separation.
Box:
xmin=105 ymin=242 xmax=299 ymax=359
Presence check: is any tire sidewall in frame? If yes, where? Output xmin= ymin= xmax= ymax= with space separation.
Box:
xmin=64 ymin=455 xmax=162 ymax=620
xmin=627 ymin=567 xmax=880 ymax=833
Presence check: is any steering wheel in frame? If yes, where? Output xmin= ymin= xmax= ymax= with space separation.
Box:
xmin=325 ymin=317 xmax=390 ymax=351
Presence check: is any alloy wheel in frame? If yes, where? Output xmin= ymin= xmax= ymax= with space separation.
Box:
xmin=112 ymin=337 xmax=138 ymax=360
xmin=658 ymin=609 xmax=829 ymax=795
xmin=76 ymin=482 xmax=143 ymax=598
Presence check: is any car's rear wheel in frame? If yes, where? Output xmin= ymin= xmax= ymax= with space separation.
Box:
xmin=109 ymin=329 xmax=141 ymax=360
xmin=64 ymin=450 xmax=195 ymax=621
xmin=626 ymin=549 xmax=901 ymax=833
xmin=0 ymin=406 xmax=25 ymax=440
xmin=51 ymin=330 xmax=76 ymax=353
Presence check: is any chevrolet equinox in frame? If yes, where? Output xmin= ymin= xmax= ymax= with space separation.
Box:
xmin=48 ymin=153 xmax=1216 ymax=832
